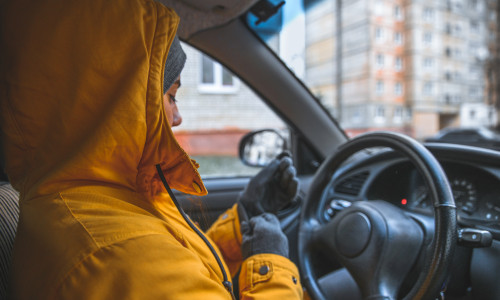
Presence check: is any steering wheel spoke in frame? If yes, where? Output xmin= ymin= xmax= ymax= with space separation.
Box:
xmin=330 ymin=201 xmax=424 ymax=299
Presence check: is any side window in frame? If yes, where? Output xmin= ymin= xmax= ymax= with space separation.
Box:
xmin=173 ymin=43 xmax=287 ymax=178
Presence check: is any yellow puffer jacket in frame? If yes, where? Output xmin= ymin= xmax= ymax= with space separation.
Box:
xmin=0 ymin=0 xmax=303 ymax=299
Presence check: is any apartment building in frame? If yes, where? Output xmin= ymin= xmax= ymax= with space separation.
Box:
xmin=304 ymin=0 xmax=496 ymax=139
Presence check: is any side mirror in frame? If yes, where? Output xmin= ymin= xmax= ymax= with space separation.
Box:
xmin=238 ymin=129 xmax=288 ymax=167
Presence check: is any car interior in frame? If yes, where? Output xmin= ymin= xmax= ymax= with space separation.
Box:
xmin=1 ymin=0 xmax=500 ymax=299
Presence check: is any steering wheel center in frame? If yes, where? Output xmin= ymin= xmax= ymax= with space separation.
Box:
xmin=335 ymin=212 xmax=371 ymax=258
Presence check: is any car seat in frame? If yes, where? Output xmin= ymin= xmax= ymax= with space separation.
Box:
xmin=0 ymin=182 xmax=20 ymax=299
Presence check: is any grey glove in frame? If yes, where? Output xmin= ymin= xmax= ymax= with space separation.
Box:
xmin=238 ymin=153 xmax=298 ymax=219
xmin=241 ymin=213 xmax=289 ymax=259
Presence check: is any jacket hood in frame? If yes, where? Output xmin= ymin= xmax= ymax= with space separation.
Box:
xmin=0 ymin=0 xmax=207 ymax=199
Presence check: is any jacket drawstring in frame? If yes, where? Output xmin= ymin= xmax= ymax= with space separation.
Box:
xmin=155 ymin=164 xmax=236 ymax=300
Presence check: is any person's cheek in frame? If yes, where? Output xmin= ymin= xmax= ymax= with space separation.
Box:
xmin=163 ymin=95 xmax=174 ymax=127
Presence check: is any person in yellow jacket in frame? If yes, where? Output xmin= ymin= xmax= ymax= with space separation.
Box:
xmin=0 ymin=0 xmax=304 ymax=299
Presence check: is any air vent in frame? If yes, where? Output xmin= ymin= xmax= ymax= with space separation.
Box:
xmin=334 ymin=171 xmax=369 ymax=196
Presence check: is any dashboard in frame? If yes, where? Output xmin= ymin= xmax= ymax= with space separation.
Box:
xmin=323 ymin=143 xmax=500 ymax=239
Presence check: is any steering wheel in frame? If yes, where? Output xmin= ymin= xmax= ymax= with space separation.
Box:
xmin=298 ymin=132 xmax=457 ymax=300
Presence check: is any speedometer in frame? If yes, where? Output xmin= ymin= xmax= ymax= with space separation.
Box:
xmin=450 ymin=178 xmax=478 ymax=214
xmin=407 ymin=178 xmax=478 ymax=214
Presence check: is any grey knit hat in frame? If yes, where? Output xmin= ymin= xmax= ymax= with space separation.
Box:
xmin=163 ymin=35 xmax=186 ymax=94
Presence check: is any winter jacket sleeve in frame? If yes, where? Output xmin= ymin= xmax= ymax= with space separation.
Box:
xmin=206 ymin=204 xmax=304 ymax=299
xmin=239 ymin=253 xmax=303 ymax=299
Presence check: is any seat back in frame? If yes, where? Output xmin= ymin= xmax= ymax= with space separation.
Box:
xmin=0 ymin=182 xmax=19 ymax=299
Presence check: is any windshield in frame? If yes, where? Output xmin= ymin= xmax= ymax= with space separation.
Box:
xmin=247 ymin=0 xmax=500 ymax=150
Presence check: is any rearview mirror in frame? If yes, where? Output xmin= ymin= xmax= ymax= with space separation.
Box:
xmin=238 ymin=129 xmax=287 ymax=167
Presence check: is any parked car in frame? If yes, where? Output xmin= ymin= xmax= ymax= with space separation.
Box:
xmin=425 ymin=127 xmax=500 ymax=151
xmin=2 ymin=0 xmax=500 ymax=300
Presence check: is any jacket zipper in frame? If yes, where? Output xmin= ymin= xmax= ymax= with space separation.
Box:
xmin=155 ymin=164 xmax=236 ymax=300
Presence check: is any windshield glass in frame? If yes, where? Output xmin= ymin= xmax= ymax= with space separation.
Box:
xmin=247 ymin=0 xmax=500 ymax=150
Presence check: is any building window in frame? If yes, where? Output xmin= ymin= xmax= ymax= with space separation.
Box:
xmin=376 ymin=80 xmax=384 ymax=94
xmin=374 ymin=106 xmax=386 ymax=122
xmin=469 ymin=0 xmax=479 ymax=10
xmin=395 ymin=56 xmax=403 ymax=70
xmin=445 ymin=23 xmax=463 ymax=37
xmin=375 ymin=27 xmax=384 ymax=42
xmin=395 ymin=82 xmax=403 ymax=95
xmin=394 ymin=32 xmax=403 ymax=45
xmin=470 ymin=21 xmax=480 ymax=34
xmin=445 ymin=23 xmax=452 ymax=35
xmin=376 ymin=54 xmax=385 ymax=68
xmin=423 ymin=32 xmax=433 ymax=45
xmin=470 ymin=65 xmax=481 ymax=79
xmin=423 ymin=7 xmax=434 ymax=21
xmin=393 ymin=106 xmax=403 ymax=122
xmin=351 ymin=108 xmax=361 ymax=123
xmin=469 ymin=86 xmax=480 ymax=96
xmin=423 ymin=57 xmax=434 ymax=69
xmin=423 ymin=82 xmax=433 ymax=95
xmin=394 ymin=5 xmax=403 ymax=20
xmin=199 ymin=54 xmax=239 ymax=93
xmin=375 ymin=106 xmax=385 ymax=117
xmin=470 ymin=109 xmax=476 ymax=119
xmin=406 ymin=107 xmax=412 ymax=119
xmin=445 ymin=47 xmax=452 ymax=57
